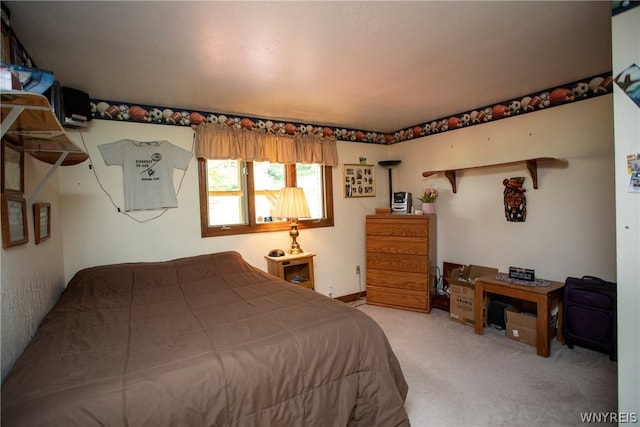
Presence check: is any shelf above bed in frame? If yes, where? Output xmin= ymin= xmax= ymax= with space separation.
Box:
xmin=422 ymin=157 xmax=569 ymax=193
xmin=1 ymin=91 xmax=89 ymax=166
xmin=1 ymin=91 xmax=89 ymax=204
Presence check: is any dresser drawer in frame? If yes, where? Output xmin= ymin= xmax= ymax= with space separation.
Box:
xmin=366 ymin=235 xmax=428 ymax=256
xmin=366 ymin=252 xmax=428 ymax=274
xmin=367 ymin=285 xmax=429 ymax=311
xmin=366 ymin=217 xmax=429 ymax=237
xmin=366 ymin=268 xmax=428 ymax=292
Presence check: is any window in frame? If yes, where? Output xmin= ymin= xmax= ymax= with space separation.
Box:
xmin=198 ymin=159 xmax=333 ymax=237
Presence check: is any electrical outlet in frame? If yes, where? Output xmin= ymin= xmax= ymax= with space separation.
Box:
xmin=355 ymin=265 xmax=360 ymax=275
xmin=328 ymin=286 xmax=334 ymax=298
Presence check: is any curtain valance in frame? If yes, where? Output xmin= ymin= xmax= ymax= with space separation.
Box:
xmin=194 ymin=124 xmax=338 ymax=166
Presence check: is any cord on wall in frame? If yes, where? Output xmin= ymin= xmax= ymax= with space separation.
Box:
xmin=433 ymin=265 xmax=448 ymax=296
xmin=350 ymin=264 xmax=366 ymax=307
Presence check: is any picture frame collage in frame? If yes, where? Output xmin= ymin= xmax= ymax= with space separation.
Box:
xmin=2 ymin=139 xmax=27 ymax=248
xmin=343 ymin=163 xmax=376 ymax=198
xmin=1 ymin=138 xmax=51 ymax=248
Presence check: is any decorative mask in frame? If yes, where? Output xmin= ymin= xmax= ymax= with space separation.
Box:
xmin=503 ymin=177 xmax=527 ymax=222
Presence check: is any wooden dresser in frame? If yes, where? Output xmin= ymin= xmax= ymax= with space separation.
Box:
xmin=365 ymin=214 xmax=436 ymax=313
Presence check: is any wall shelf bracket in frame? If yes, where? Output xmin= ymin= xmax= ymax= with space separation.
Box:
xmin=27 ymin=151 xmax=69 ymax=206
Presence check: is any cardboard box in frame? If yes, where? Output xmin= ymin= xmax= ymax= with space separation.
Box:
xmin=449 ymin=284 xmax=476 ymax=327
xmin=505 ymin=306 xmax=537 ymax=346
xmin=449 ymin=265 xmax=498 ymax=327
xmin=0 ymin=66 xmax=21 ymax=91
xmin=505 ymin=305 xmax=557 ymax=346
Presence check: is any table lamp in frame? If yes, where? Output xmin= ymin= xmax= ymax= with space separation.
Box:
xmin=274 ymin=187 xmax=311 ymax=254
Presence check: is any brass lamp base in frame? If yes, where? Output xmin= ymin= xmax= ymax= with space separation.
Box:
xmin=288 ymin=221 xmax=303 ymax=254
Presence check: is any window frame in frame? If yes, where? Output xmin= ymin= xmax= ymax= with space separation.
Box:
xmin=198 ymin=158 xmax=334 ymax=237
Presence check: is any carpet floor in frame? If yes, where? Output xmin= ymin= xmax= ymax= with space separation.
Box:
xmin=357 ymin=302 xmax=618 ymax=427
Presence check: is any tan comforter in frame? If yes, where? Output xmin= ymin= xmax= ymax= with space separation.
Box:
xmin=1 ymin=251 xmax=409 ymax=426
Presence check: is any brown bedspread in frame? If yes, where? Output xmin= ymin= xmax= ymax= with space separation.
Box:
xmin=1 ymin=251 xmax=409 ymax=426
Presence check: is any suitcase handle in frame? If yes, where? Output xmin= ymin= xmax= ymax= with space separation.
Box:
xmin=582 ymin=275 xmax=607 ymax=284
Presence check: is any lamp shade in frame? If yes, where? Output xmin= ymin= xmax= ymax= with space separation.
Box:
xmin=274 ymin=187 xmax=310 ymax=220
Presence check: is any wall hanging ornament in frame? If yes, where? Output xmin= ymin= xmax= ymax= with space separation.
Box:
xmin=503 ymin=177 xmax=527 ymax=222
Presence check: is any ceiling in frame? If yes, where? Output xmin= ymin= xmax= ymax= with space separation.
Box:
xmin=5 ymin=1 xmax=612 ymax=134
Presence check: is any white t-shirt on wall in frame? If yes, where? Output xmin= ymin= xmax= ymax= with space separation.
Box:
xmin=98 ymin=139 xmax=193 ymax=211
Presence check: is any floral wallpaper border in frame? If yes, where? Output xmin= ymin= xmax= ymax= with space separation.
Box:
xmin=91 ymin=71 xmax=612 ymax=145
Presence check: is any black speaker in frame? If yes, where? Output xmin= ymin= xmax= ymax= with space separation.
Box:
xmin=488 ymin=299 xmax=510 ymax=330
xmin=61 ymin=86 xmax=92 ymax=127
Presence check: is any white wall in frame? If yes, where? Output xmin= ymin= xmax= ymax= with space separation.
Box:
xmin=58 ymin=120 xmax=391 ymax=298
xmin=612 ymin=5 xmax=640 ymax=415
xmin=1 ymin=156 xmax=67 ymax=379
xmin=389 ymin=95 xmax=616 ymax=282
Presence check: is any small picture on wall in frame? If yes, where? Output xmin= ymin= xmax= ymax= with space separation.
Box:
xmin=1 ymin=193 xmax=28 ymax=248
xmin=343 ymin=164 xmax=375 ymax=198
xmin=33 ymin=202 xmax=51 ymax=244
xmin=629 ymin=172 xmax=640 ymax=194
xmin=614 ymin=63 xmax=640 ymax=108
xmin=2 ymin=140 xmax=23 ymax=194
xmin=628 ymin=153 xmax=640 ymax=194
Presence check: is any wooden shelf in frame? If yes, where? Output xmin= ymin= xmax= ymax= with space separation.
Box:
xmin=1 ymin=91 xmax=88 ymax=166
xmin=1 ymin=91 xmax=89 ymax=204
xmin=422 ymin=157 xmax=568 ymax=193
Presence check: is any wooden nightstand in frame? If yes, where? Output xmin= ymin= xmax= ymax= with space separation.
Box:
xmin=265 ymin=252 xmax=316 ymax=290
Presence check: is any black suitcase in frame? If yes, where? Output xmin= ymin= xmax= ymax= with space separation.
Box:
xmin=563 ymin=276 xmax=617 ymax=360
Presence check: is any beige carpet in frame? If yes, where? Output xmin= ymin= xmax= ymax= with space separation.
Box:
xmin=357 ymin=303 xmax=618 ymax=427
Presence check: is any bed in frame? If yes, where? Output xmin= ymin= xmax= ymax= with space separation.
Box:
xmin=1 ymin=251 xmax=410 ymax=426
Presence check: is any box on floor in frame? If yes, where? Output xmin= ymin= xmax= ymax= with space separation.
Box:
xmin=448 ymin=265 xmax=499 ymax=327
xmin=505 ymin=305 xmax=558 ymax=347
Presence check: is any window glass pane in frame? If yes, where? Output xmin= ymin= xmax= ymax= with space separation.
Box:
xmin=200 ymin=159 xmax=333 ymax=237
xmin=253 ymin=161 xmax=285 ymax=223
xmin=206 ymin=159 xmax=246 ymax=226
xmin=296 ymin=164 xmax=324 ymax=219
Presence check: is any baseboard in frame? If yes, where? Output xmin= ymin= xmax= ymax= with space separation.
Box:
xmin=335 ymin=291 xmax=366 ymax=303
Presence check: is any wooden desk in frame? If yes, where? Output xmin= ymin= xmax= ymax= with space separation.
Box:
xmin=474 ymin=275 xmax=565 ymax=357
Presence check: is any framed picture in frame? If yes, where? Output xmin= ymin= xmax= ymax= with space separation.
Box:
xmin=33 ymin=202 xmax=51 ymax=244
xmin=2 ymin=140 xmax=24 ymax=194
xmin=614 ymin=63 xmax=640 ymax=108
xmin=1 ymin=193 xmax=28 ymax=248
xmin=343 ymin=163 xmax=376 ymax=198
